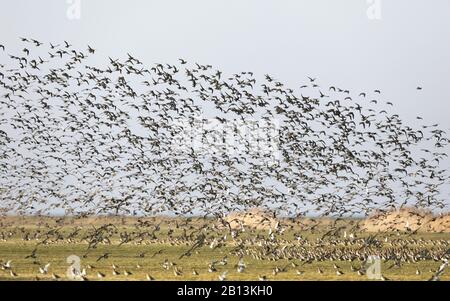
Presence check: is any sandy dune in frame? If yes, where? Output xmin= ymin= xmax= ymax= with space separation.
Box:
xmin=362 ymin=208 xmax=450 ymax=233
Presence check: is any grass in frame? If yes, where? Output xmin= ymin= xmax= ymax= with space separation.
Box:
xmin=0 ymin=217 xmax=448 ymax=281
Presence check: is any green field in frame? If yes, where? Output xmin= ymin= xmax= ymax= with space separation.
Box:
xmin=0 ymin=217 xmax=448 ymax=281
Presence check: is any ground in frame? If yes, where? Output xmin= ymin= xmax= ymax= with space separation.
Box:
xmin=0 ymin=216 xmax=448 ymax=281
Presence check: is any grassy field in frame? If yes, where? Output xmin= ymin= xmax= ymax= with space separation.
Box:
xmin=0 ymin=216 xmax=448 ymax=281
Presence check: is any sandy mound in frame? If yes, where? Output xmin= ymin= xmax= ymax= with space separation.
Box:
xmin=422 ymin=214 xmax=450 ymax=232
xmin=362 ymin=207 xmax=449 ymax=233
xmin=224 ymin=208 xmax=279 ymax=230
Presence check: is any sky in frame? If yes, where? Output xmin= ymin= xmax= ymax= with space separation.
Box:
xmin=0 ymin=1 xmax=449 ymax=216
xmin=1 ymin=0 xmax=450 ymax=131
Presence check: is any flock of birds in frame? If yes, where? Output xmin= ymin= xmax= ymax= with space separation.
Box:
xmin=0 ymin=217 xmax=448 ymax=281
xmin=0 ymin=38 xmax=449 ymax=280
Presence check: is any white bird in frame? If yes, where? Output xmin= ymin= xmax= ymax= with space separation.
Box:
xmin=209 ymin=238 xmax=218 ymax=249
xmin=218 ymin=271 xmax=227 ymax=281
xmin=97 ymin=272 xmax=105 ymax=278
xmin=237 ymin=259 xmax=246 ymax=273
xmin=146 ymin=274 xmax=155 ymax=281
xmin=39 ymin=263 xmax=51 ymax=274
xmin=219 ymin=256 xmax=228 ymax=266
xmin=274 ymin=221 xmax=280 ymax=230
xmin=124 ymin=270 xmax=132 ymax=276
xmin=437 ymin=260 xmax=448 ymax=274
xmin=3 ymin=260 xmax=12 ymax=269
xmin=208 ymin=264 xmax=217 ymax=273
xmin=405 ymin=221 xmax=411 ymax=231
xmin=173 ymin=267 xmax=182 ymax=276
xmin=429 ymin=259 xmax=448 ymax=281
xmin=162 ymin=260 xmax=170 ymax=270
xmin=269 ymin=233 xmax=275 ymax=241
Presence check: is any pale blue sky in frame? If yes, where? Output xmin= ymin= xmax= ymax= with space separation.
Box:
xmin=1 ymin=0 xmax=450 ymax=215
xmin=1 ymin=0 xmax=450 ymax=131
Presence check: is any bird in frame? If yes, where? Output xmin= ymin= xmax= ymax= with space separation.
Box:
xmin=3 ymin=260 xmax=12 ymax=270
xmin=218 ymin=271 xmax=227 ymax=281
xmin=173 ymin=267 xmax=182 ymax=276
xmin=236 ymin=258 xmax=246 ymax=273
xmin=39 ymin=263 xmax=50 ymax=274
xmin=0 ymin=37 xmax=448 ymax=283
xmin=97 ymin=271 xmax=105 ymax=278
xmin=124 ymin=270 xmax=133 ymax=276
xmin=208 ymin=264 xmax=217 ymax=273
xmin=31 ymin=39 xmax=43 ymax=47
xmin=429 ymin=260 xmax=448 ymax=281
xmin=96 ymin=253 xmax=110 ymax=262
